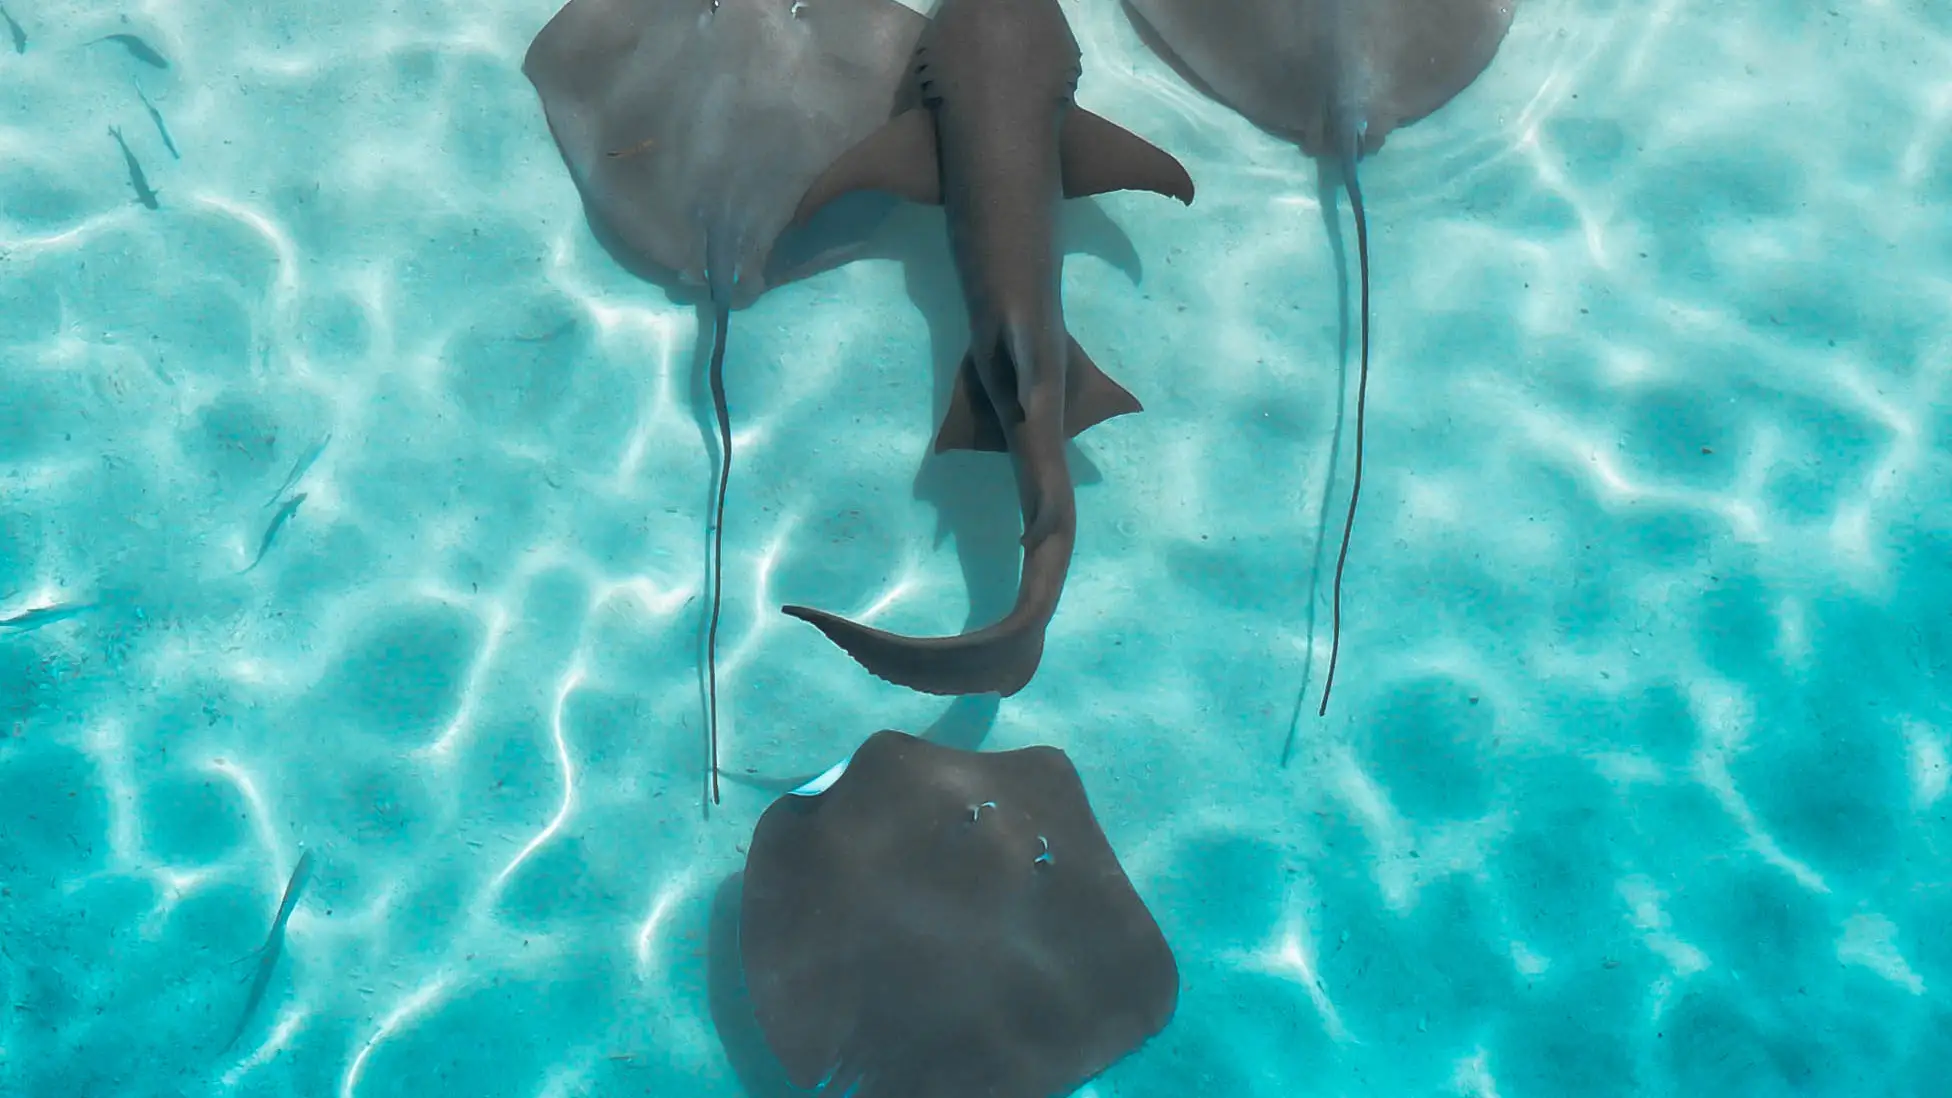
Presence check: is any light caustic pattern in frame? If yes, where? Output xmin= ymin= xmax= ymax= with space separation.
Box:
xmin=2 ymin=0 xmax=1951 ymax=1095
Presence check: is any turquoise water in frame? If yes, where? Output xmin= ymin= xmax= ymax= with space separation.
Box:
xmin=3 ymin=0 xmax=1951 ymax=1094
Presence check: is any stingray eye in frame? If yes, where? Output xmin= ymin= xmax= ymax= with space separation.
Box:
xmin=967 ymin=800 xmax=997 ymax=823
xmin=1032 ymin=836 xmax=1052 ymax=867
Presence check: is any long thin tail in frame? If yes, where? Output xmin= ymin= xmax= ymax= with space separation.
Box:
xmin=1318 ymin=148 xmax=1370 ymax=719
xmin=782 ymin=502 xmax=1074 ymax=698
xmin=704 ymin=298 xmax=731 ymax=805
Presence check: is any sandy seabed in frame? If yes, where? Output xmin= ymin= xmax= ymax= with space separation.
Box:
xmin=2 ymin=1 xmax=1951 ymax=1095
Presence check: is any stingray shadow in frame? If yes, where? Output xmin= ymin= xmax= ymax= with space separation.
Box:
xmin=921 ymin=693 xmax=1001 ymax=752
xmin=1281 ymin=161 xmax=1355 ymax=765
xmin=707 ymin=870 xmax=798 ymax=1098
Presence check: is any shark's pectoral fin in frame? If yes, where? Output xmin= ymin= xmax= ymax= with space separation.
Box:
xmin=1063 ymin=335 xmax=1143 ymax=437
xmin=793 ymin=108 xmax=942 ymax=226
xmin=1059 ymin=108 xmax=1196 ymax=205
xmin=933 ymin=351 xmax=1009 ymax=454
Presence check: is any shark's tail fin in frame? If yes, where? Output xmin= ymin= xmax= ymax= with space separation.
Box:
xmin=781 ymin=328 xmax=1115 ymax=698
xmin=782 ymin=509 xmax=1075 ymax=698
xmin=780 ymin=603 xmax=1048 ymax=698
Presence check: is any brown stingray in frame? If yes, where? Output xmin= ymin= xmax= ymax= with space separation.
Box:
xmin=522 ymin=0 xmax=926 ymax=804
xmin=739 ymin=730 xmax=1178 ymax=1098
xmin=1122 ymin=0 xmax=1519 ymax=723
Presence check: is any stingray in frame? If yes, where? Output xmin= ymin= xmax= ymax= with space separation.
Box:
xmin=1123 ymin=0 xmax=1517 ymax=719
xmin=740 ymin=729 xmax=1178 ymax=1098
xmin=523 ymin=0 xmax=927 ymax=803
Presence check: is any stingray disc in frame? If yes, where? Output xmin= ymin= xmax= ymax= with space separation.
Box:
xmin=740 ymin=730 xmax=1178 ymax=1098
xmin=1126 ymin=0 xmax=1518 ymax=156
xmin=523 ymin=0 xmax=927 ymax=307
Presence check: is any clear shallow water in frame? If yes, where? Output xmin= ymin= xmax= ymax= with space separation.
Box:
xmin=2 ymin=0 xmax=1950 ymax=1094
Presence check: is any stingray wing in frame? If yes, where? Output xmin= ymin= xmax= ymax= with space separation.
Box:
xmin=1126 ymin=0 xmax=1516 ymax=155
xmin=1364 ymin=0 xmax=1519 ymax=140
xmin=525 ymin=0 xmax=704 ymax=287
xmin=1125 ymin=0 xmax=1333 ymax=148
xmin=524 ymin=0 xmax=924 ymax=308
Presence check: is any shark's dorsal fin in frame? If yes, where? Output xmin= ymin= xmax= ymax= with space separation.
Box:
xmin=1059 ymin=108 xmax=1195 ymax=205
xmin=794 ymin=107 xmax=943 ymax=226
xmin=933 ymin=335 xmax=1143 ymax=455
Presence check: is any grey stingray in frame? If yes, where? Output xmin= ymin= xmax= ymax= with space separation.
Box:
xmin=523 ymin=0 xmax=927 ymax=804
xmin=1123 ymin=0 xmax=1518 ymax=722
xmin=740 ymin=729 xmax=1178 ymax=1098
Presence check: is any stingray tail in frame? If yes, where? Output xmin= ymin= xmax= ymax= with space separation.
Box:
xmin=1318 ymin=142 xmax=1371 ymax=719
xmin=781 ymin=518 xmax=1074 ymax=698
xmin=703 ymin=242 xmax=738 ymax=806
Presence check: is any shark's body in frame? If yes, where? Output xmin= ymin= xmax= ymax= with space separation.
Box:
xmin=783 ymin=0 xmax=1193 ymax=697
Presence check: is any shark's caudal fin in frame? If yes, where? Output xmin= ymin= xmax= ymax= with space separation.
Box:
xmin=1317 ymin=141 xmax=1372 ymax=719
xmin=781 ymin=505 xmax=1073 ymax=698
xmin=783 ymin=329 xmax=1101 ymax=698
xmin=781 ymin=600 xmax=1048 ymax=698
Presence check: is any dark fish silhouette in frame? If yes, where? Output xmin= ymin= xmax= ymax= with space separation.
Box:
xmin=107 ymin=126 xmax=159 ymax=209
xmin=242 ymin=493 xmax=306 ymax=574
xmin=223 ymin=850 xmax=314 ymax=1053
xmin=1123 ymin=0 xmax=1519 ymax=717
xmin=94 ymin=32 xmax=168 ymax=68
xmin=782 ymin=0 xmax=1194 ymax=698
xmin=740 ymin=730 xmax=1178 ymax=1098
xmin=264 ymin=433 xmax=328 ymax=509
xmin=0 ymin=602 xmax=94 ymax=633
xmin=134 ymin=79 xmax=179 ymax=159
xmin=523 ymin=0 xmax=927 ymax=804
xmin=1 ymin=4 xmax=27 ymax=54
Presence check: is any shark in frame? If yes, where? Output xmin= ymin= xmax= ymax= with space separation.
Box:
xmin=782 ymin=0 xmax=1195 ymax=698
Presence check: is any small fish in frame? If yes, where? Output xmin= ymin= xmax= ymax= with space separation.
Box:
xmin=107 ymin=126 xmax=159 ymax=210
xmin=242 ymin=493 xmax=306 ymax=574
xmin=606 ymin=135 xmax=655 ymax=159
xmin=133 ymin=79 xmax=179 ymax=159
xmin=0 ymin=4 xmax=26 ymax=54
xmin=94 ymin=32 xmax=168 ymax=69
xmin=223 ymin=850 xmax=315 ymax=1054
xmin=264 ymin=434 xmax=329 ymax=509
xmin=0 ymin=602 xmax=93 ymax=632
